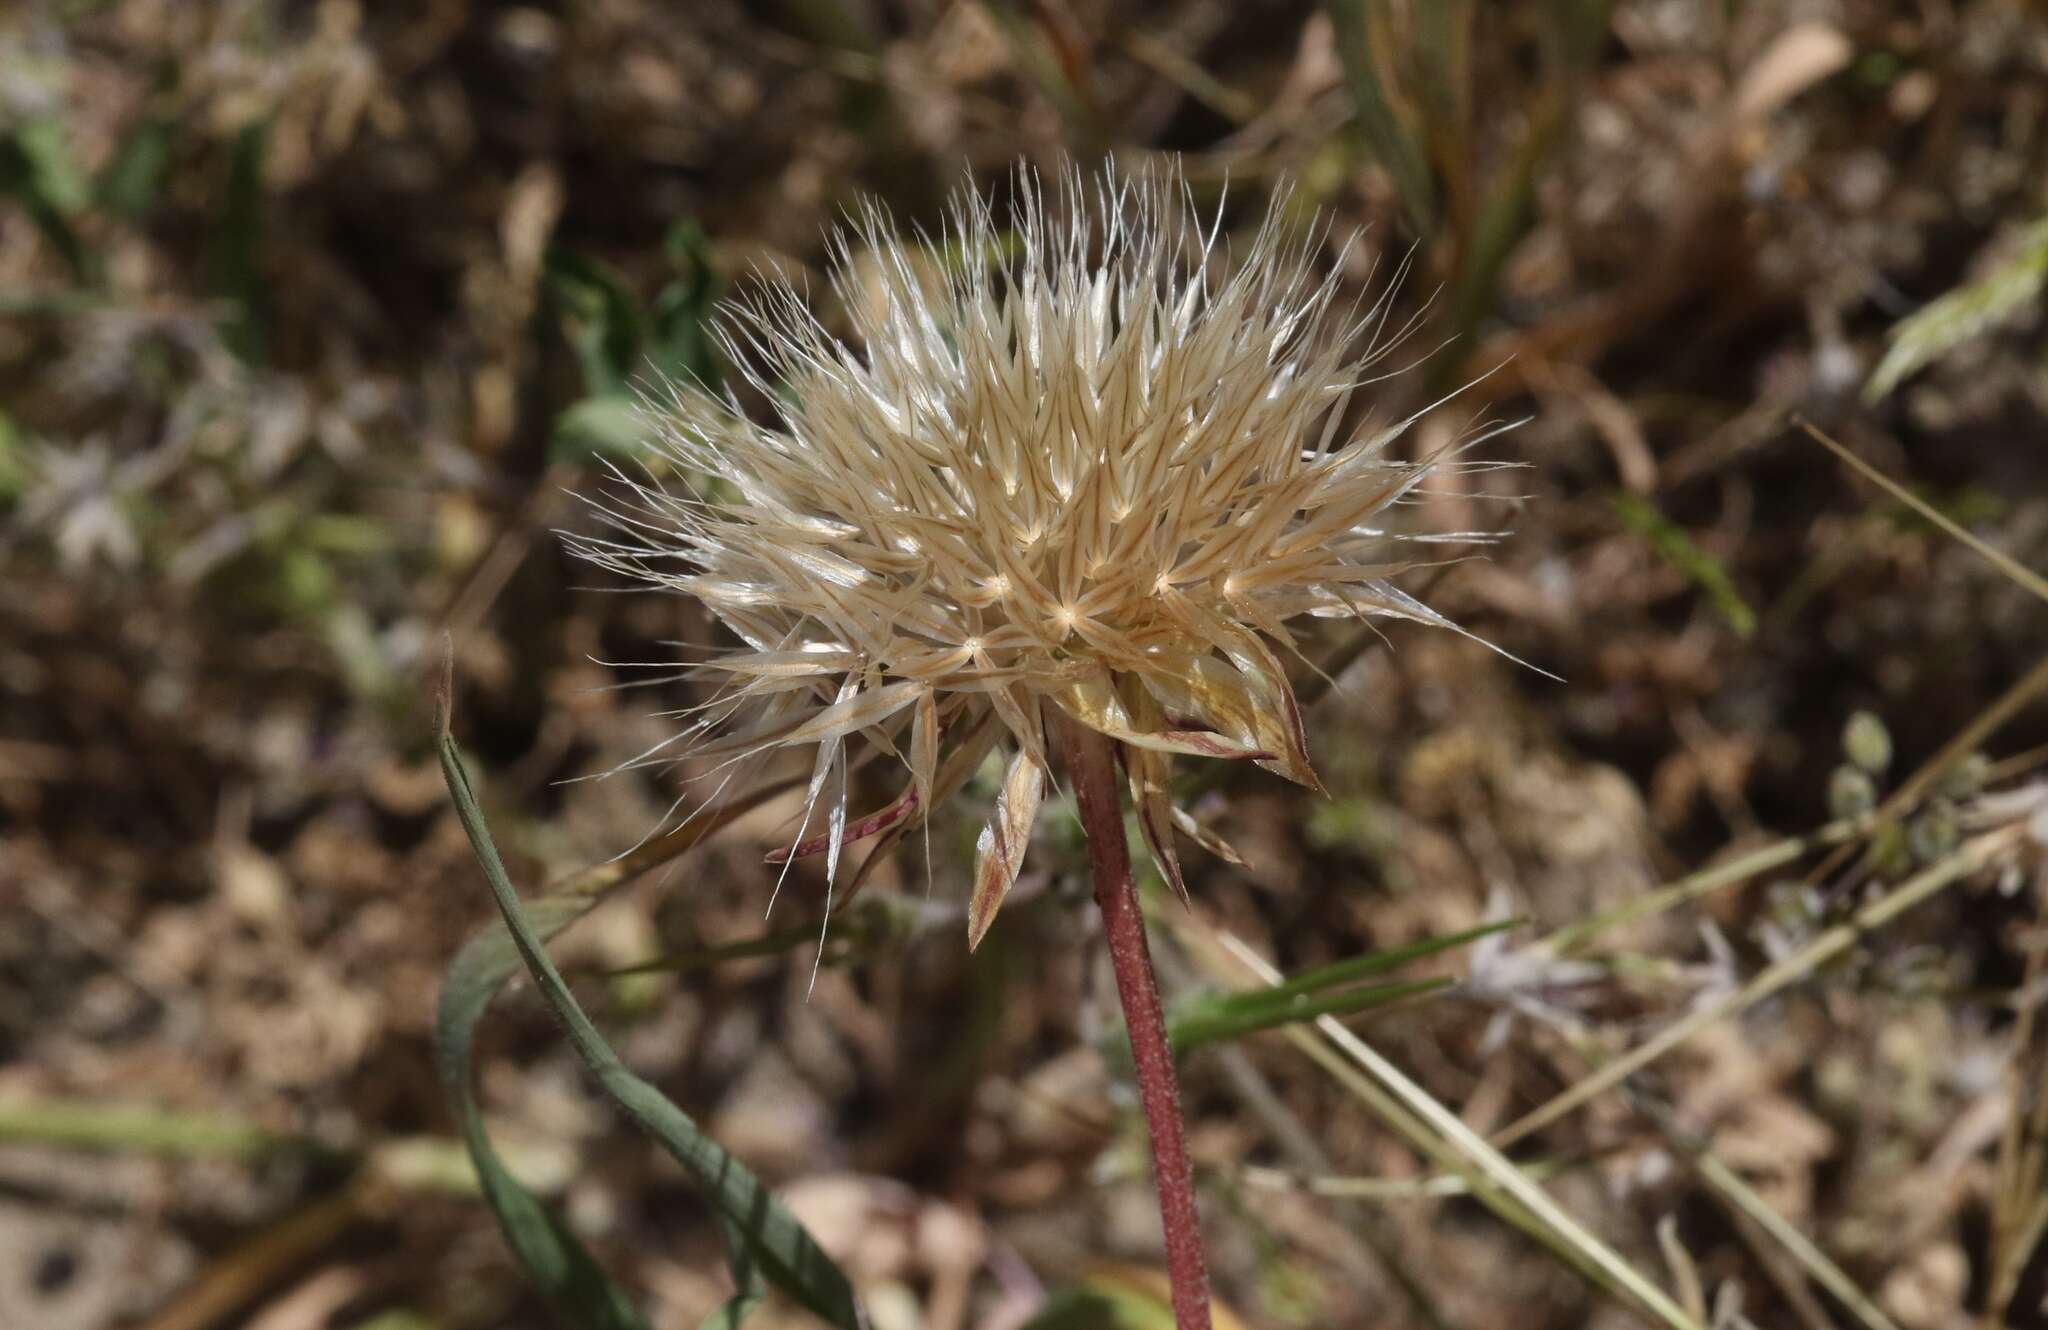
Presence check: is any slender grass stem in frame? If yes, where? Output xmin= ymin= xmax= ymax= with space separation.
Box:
xmin=1052 ymin=710 xmax=1212 ymax=1330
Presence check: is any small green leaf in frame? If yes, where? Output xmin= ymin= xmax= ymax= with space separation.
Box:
xmin=1169 ymin=976 xmax=1449 ymax=1053
xmin=551 ymin=396 xmax=649 ymax=463
xmin=437 ymin=734 xmax=863 ymax=1330
xmin=304 ymin=513 xmax=393 ymax=558
xmin=1866 ymin=215 xmax=2048 ymax=401
xmin=547 ymin=249 xmax=645 ymax=399
xmin=1907 ymin=798 xmax=1960 ymax=865
xmin=340 ymin=1313 xmax=440 ymax=1330
xmin=1610 ymin=494 xmax=1757 ymax=637
xmin=15 ymin=116 xmax=91 ymax=215
xmin=0 ymin=411 xmax=28 ymax=503
xmin=1937 ymin=753 xmax=1990 ymax=800
xmin=98 ymin=118 xmax=174 ymax=218
xmin=278 ymin=545 xmax=336 ymax=614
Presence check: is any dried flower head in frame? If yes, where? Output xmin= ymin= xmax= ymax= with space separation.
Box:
xmin=571 ymin=162 xmax=1500 ymax=946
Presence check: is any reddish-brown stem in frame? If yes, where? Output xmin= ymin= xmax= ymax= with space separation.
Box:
xmin=1051 ymin=710 xmax=1212 ymax=1330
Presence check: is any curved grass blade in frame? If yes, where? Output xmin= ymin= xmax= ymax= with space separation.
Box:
xmin=699 ymin=1216 xmax=765 ymax=1330
xmin=435 ymin=894 xmax=647 ymax=1330
xmin=437 ymin=732 xmax=863 ymax=1330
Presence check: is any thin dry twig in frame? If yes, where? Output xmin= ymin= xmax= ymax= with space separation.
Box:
xmin=1791 ymin=416 xmax=2048 ymax=608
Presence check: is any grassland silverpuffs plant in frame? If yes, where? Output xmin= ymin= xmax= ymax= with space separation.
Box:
xmin=570 ymin=160 xmax=1505 ymax=1329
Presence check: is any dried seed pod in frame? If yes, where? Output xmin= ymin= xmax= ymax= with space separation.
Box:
xmin=569 ymin=162 xmax=1505 ymax=941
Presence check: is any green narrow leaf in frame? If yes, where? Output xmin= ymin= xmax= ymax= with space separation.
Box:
xmin=437 ymin=734 xmax=863 ymax=1330
xmin=210 ymin=120 xmax=271 ymax=363
xmin=1865 ymin=214 xmax=2048 ymax=401
xmin=1432 ymin=0 xmax=1611 ymax=388
xmin=1326 ymin=0 xmax=1435 ymax=237
xmin=1259 ymin=918 xmax=1514 ymax=1003
xmin=0 ymin=1098 xmax=321 ymax=1160
xmin=341 ymin=1313 xmax=438 ymax=1330
xmin=1169 ymin=976 xmax=1450 ymax=1053
xmin=979 ymin=0 xmax=1099 ymax=142
xmin=1610 ymin=493 xmax=1757 ymax=637
xmin=1411 ymin=0 xmax=1470 ymax=135
xmin=1432 ymin=106 xmax=1553 ymax=388
xmin=1166 ymin=920 xmax=1507 ymax=1053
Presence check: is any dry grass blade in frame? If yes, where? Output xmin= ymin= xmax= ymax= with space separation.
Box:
xmin=1695 ymin=1149 xmax=1900 ymax=1330
xmin=1495 ymin=828 xmax=2014 ymax=1149
xmin=1985 ymin=741 xmax=2048 ymax=785
xmin=1240 ymin=1156 xmax=1569 ymax=1200
xmin=1987 ymin=892 xmax=2048 ymax=1323
xmin=1657 ymin=1215 xmax=1710 ymax=1326
xmin=1878 ymin=652 xmax=2048 ymax=828
xmin=1640 ymin=1099 xmax=1900 ymax=1330
xmin=1199 ymin=927 xmax=1707 ymax=1330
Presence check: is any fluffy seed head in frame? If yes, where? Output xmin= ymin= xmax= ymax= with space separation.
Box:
xmin=571 ymin=162 xmax=1497 ymax=945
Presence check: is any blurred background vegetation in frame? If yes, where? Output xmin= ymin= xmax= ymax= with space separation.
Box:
xmin=4 ymin=2 xmax=2048 ymax=1328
